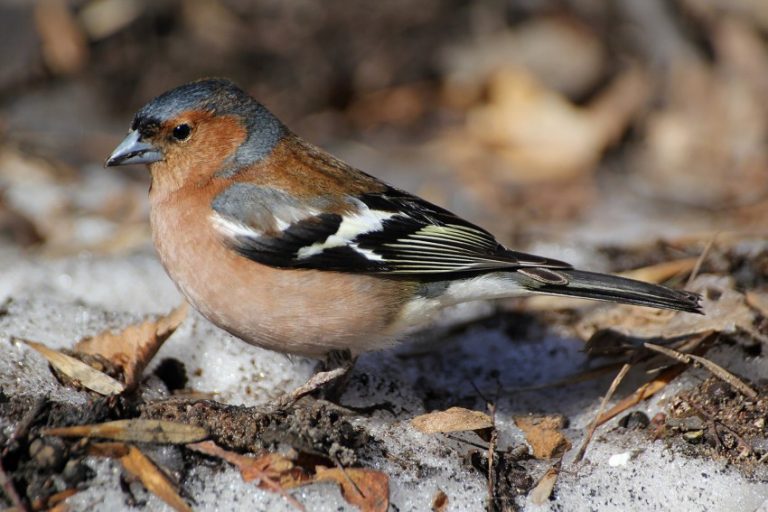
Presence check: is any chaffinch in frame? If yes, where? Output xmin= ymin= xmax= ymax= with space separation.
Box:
xmin=106 ymin=78 xmax=701 ymax=400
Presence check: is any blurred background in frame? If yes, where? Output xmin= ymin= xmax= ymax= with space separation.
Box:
xmin=0 ymin=0 xmax=766 ymax=267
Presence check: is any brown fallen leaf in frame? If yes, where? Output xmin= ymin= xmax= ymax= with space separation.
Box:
xmin=45 ymin=488 xmax=79 ymax=510
xmin=745 ymin=291 xmax=768 ymax=317
xmin=432 ymin=489 xmax=449 ymax=512
xmin=618 ymin=258 xmax=698 ymax=283
xmin=441 ymin=16 xmax=605 ymax=106
xmin=88 ymin=442 xmax=131 ymax=458
xmin=0 ymin=192 xmax=44 ymax=247
xmin=637 ymin=17 xmax=768 ymax=209
xmin=411 ymin=407 xmax=493 ymax=434
xmin=43 ymin=419 xmax=207 ymax=444
xmin=120 ymin=445 xmax=191 ymax=512
xmin=189 ymin=441 xmax=308 ymax=510
xmin=513 ymin=415 xmax=571 ymax=459
xmin=464 ymin=66 xmax=649 ymax=183
xmin=78 ymin=0 xmax=144 ymax=40
xmin=47 ymin=502 xmax=72 ymax=512
xmin=20 ymin=338 xmax=125 ymax=395
xmin=315 ymin=466 xmax=389 ymax=512
xmin=530 ymin=466 xmax=559 ymax=505
xmin=76 ymin=303 xmax=188 ymax=389
xmin=34 ymin=0 xmax=89 ymax=75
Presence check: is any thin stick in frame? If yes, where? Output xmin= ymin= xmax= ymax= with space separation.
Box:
xmin=333 ymin=454 xmax=365 ymax=499
xmin=644 ymin=342 xmax=757 ymax=399
xmin=486 ymin=401 xmax=497 ymax=512
xmin=687 ymin=235 xmax=716 ymax=288
xmin=573 ymin=363 xmax=632 ymax=465
xmin=0 ymin=457 xmax=28 ymax=511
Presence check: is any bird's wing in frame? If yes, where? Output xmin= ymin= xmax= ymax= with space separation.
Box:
xmin=210 ymin=184 xmax=572 ymax=277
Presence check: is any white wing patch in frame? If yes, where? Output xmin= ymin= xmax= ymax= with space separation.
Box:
xmin=297 ymin=202 xmax=396 ymax=259
xmin=210 ymin=212 xmax=263 ymax=240
xmin=211 ymin=206 xmax=321 ymax=240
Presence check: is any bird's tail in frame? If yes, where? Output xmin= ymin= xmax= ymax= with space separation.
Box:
xmin=516 ymin=268 xmax=703 ymax=314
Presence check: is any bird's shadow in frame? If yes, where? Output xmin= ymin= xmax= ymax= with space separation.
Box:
xmin=342 ymin=310 xmax=654 ymax=421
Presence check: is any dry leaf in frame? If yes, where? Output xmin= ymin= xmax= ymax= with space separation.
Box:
xmin=43 ymin=419 xmax=207 ymax=444
xmin=637 ymin=17 xmax=768 ymax=209
xmin=76 ymin=303 xmax=188 ymax=389
xmin=120 ymin=445 xmax=191 ymax=512
xmin=442 ymin=17 xmax=605 ymax=105
xmin=78 ymin=0 xmax=144 ymax=40
xmin=411 ymin=407 xmax=493 ymax=434
xmin=513 ymin=415 xmax=571 ymax=459
xmin=464 ymin=66 xmax=649 ymax=182
xmin=189 ymin=441 xmax=308 ymax=510
xmin=315 ymin=467 xmax=389 ymax=512
xmin=618 ymin=258 xmax=698 ymax=283
xmin=530 ymin=466 xmax=559 ymax=505
xmin=189 ymin=441 xmax=302 ymax=484
xmin=0 ymin=193 xmax=43 ymax=247
xmin=34 ymin=0 xmax=89 ymax=75
xmin=44 ymin=488 xmax=79 ymax=510
xmin=88 ymin=442 xmax=131 ymax=458
xmin=21 ymin=339 xmax=125 ymax=395
xmin=432 ymin=489 xmax=449 ymax=512
xmin=745 ymin=291 xmax=768 ymax=317
xmin=47 ymin=502 xmax=72 ymax=512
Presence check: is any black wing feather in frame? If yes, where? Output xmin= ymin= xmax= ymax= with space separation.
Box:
xmin=226 ymin=186 xmax=572 ymax=275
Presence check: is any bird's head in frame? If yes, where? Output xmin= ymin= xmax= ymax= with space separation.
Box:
xmin=106 ymin=78 xmax=284 ymax=191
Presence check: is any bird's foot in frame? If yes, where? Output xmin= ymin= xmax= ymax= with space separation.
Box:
xmin=273 ymin=350 xmax=356 ymax=409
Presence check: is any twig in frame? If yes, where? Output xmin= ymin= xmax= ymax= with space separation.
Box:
xmin=596 ymin=332 xmax=716 ymax=425
xmin=0 ymin=457 xmax=28 ymax=511
xmin=644 ymin=342 xmax=757 ymax=399
xmin=333 ymin=454 xmax=365 ymax=500
xmin=687 ymin=235 xmax=716 ymax=288
xmin=530 ymin=460 xmax=561 ymax=505
xmin=598 ymin=364 xmax=686 ymax=425
xmin=486 ymin=402 xmax=497 ymax=512
xmin=573 ymin=363 xmax=632 ymax=465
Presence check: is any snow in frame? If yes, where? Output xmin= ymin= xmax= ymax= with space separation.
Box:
xmin=1 ymin=244 xmax=767 ymax=511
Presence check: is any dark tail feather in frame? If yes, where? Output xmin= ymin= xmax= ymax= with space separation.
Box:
xmin=524 ymin=269 xmax=703 ymax=314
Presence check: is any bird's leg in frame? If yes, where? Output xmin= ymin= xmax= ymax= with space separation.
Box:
xmin=276 ymin=349 xmax=356 ymax=408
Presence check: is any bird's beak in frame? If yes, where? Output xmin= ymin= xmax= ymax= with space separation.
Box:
xmin=105 ymin=130 xmax=163 ymax=167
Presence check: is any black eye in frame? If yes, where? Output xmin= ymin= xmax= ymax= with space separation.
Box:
xmin=172 ymin=123 xmax=191 ymax=141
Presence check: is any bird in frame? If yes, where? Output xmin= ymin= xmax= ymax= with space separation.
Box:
xmin=106 ymin=78 xmax=702 ymax=404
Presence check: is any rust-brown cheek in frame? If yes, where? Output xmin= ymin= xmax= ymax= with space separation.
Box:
xmin=148 ymin=114 xmax=248 ymax=198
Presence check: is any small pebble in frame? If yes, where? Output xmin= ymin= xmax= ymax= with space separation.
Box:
xmin=618 ymin=411 xmax=650 ymax=429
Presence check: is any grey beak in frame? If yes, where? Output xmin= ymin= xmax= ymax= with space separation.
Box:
xmin=105 ymin=130 xmax=163 ymax=167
